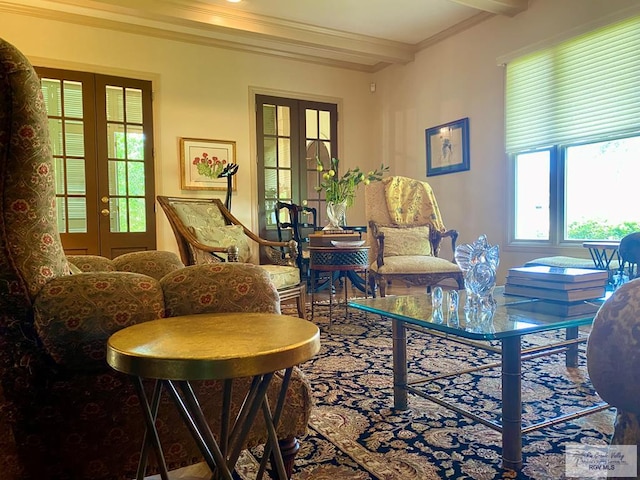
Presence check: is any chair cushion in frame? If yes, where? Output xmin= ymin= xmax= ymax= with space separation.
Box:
xmin=258 ymin=264 xmax=301 ymax=289
xmin=190 ymin=224 xmax=252 ymax=262
xmin=371 ymin=255 xmax=460 ymax=274
xmin=379 ymin=225 xmax=432 ymax=256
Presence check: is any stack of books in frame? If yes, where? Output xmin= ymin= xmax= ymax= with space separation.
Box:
xmin=505 ymin=266 xmax=608 ymax=303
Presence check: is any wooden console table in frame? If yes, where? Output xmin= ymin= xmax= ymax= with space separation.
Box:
xmin=106 ymin=312 xmax=320 ymax=480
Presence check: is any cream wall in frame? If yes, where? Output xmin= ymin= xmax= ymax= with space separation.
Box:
xmin=3 ymin=0 xmax=640 ymax=280
xmin=372 ymin=0 xmax=640 ymax=281
xmin=1 ymin=12 xmax=375 ymax=256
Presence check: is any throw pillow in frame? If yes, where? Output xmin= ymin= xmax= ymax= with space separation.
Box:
xmin=191 ymin=224 xmax=252 ymax=262
xmin=378 ymin=225 xmax=432 ymax=257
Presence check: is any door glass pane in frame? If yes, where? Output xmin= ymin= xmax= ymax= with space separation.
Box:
xmin=129 ymin=198 xmax=146 ymax=232
xmin=66 ymin=159 xmax=86 ymax=194
xmin=54 ymin=158 xmax=65 ymax=195
xmin=306 ymin=109 xmax=318 ymax=138
xmin=128 ymin=161 xmax=145 ymax=196
xmin=263 ymin=104 xmax=276 ymax=135
xmin=109 ymin=160 xmax=127 ymax=195
xmin=49 ymin=119 xmax=63 ymax=156
xmin=63 ymin=81 xmax=83 ymax=118
xmin=67 ymin=197 xmax=87 ymax=233
xmin=41 ymin=79 xmax=62 ymax=116
xmin=109 ymin=197 xmax=128 ymax=233
xmin=126 ymin=125 xmax=144 ymax=160
xmin=514 ymin=151 xmax=550 ymax=240
xmin=565 ymin=136 xmax=640 ymax=240
xmin=319 ymin=110 xmax=331 ymax=140
xmin=264 ymin=138 xmax=276 ymax=167
xmin=65 ymin=120 xmax=85 ymax=156
xmin=278 ymin=138 xmax=291 ymax=168
xmin=265 ymin=169 xmax=277 ymax=200
xmin=106 ymin=86 xmax=124 ymax=122
xmin=55 ymin=197 xmax=66 ymax=233
xmin=107 ymin=124 xmax=127 ymax=159
xmin=278 ymin=170 xmax=291 ymax=199
xmin=277 ymin=106 xmax=290 ymax=136
xmin=125 ymin=88 xmax=143 ymax=123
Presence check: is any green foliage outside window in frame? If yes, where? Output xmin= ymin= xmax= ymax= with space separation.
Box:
xmin=568 ymin=220 xmax=640 ymax=241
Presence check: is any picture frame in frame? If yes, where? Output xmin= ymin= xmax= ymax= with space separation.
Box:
xmin=180 ymin=137 xmax=237 ymax=191
xmin=425 ymin=117 xmax=470 ymax=177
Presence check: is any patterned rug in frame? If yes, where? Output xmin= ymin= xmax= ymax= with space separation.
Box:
xmin=248 ymin=302 xmax=616 ymax=480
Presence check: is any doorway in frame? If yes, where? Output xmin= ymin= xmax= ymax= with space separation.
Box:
xmin=36 ymin=67 xmax=156 ymax=258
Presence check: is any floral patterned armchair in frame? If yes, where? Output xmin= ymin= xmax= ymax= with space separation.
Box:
xmin=0 ymin=37 xmax=311 ymax=479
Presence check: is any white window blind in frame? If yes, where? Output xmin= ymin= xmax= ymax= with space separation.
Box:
xmin=505 ymin=15 xmax=640 ymax=152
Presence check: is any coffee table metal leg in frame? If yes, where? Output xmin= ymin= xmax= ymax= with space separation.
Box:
xmin=502 ymin=337 xmax=523 ymax=471
xmin=565 ymin=326 xmax=579 ymax=367
xmin=392 ymin=319 xmax=409 ymax=410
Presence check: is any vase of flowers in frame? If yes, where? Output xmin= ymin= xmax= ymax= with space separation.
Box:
xmin=315 ymin=157 xmax=388 ymax=230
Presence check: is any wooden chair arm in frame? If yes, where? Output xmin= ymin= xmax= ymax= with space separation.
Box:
xmin=432 ymin=228 xmax=459 ymax=260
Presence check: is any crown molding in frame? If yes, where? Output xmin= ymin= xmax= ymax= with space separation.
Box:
xmin=0 ymin=0 xmax=504 ymax=72
xmin=0 ymin=0 xmax=417 ymax=70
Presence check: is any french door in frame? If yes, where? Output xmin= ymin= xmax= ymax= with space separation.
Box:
xmin=36 ymin=67 xmax=156 ymax=258
xmin=256 ymin=95 xmax=338 ymax=241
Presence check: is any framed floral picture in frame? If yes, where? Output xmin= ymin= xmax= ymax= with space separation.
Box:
xmin=425 ymin=117 xmax=470 ymax=177
xmin=180 ymin=137 xmax=237 ymax=191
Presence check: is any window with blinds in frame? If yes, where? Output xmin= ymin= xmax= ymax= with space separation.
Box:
xmin=506 ymin=15 xmax=640 ymax=244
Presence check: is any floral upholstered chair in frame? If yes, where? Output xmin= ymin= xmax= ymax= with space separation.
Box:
xmin=0 ymin=37 xmax=310 ymax=480
xmin=365 ymin=176 xmax=464 ymax=297
xmin=157 ymin=195 xmax=307 ymax=319
xmin=587 ymin=280 xmax=640 ymax=479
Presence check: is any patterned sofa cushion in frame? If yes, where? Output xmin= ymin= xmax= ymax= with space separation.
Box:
xmin=378 ymin=225 xmax=432 ymax=257
xmin=258 ymin=264 xmax=301 ymax=290
xmin=371 ymin=255 xmax=460 ymax=274
xmin=190 ymin=224 xmax=252 ymax=262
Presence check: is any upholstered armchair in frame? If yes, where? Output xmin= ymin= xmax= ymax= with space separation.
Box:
xmin=0 ymin=38 xmax=311 ymax=479
xmin=587 ymin=280 xmax=640 ymax=479
xmin=157 ymin=195 xmax=307 ymax=318
xmin=365 ymin=176 xmax=464 ymax=297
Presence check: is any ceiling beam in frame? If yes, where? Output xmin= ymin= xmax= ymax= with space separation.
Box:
xmin=448 ymin=0 xmax=528 ymax=17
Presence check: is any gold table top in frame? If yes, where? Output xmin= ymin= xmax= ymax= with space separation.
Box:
xmin=107 ymin=312 xmax=321 ymax=380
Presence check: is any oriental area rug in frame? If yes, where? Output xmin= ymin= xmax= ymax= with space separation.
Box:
xmin=236 ymin=302 xmax=615 ymax=480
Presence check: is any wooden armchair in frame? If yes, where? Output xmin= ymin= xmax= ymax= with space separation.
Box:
xmin=365 ymin=176 xmax=464 ymax=297
xmin=157 ymin=196 xmax=307 ymax=318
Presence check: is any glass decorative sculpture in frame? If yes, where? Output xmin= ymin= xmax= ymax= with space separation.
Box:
xmin=454 ymin=234 xmax=500 ymax=321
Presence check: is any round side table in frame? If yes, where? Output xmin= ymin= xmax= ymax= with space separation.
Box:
xmin=309 ymin=245 xmax=369 ymax=322
xmin=107 ymin=312 xmax=320 ymax=480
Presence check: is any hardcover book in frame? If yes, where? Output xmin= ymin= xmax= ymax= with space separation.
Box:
xmin=504 ymin=283 xmax=606 ymax=302
xmin=505 ymin=276 xmax=606 ymax=291
xmin=507 ymin=266 xmax=608 ymax=283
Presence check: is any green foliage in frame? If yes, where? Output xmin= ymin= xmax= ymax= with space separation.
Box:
xmin=314 ymin=157 xmax=389 ymax=207
xmin=567 ymin=219 xmax=640 ymax=240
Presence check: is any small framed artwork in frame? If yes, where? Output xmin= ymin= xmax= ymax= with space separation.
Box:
xmin=425 ymin=117 xmax=470 ymax=177
xmin=180 ymin=137 xmax=237 ymax=191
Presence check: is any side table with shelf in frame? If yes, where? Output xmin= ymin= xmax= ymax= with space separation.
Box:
xmin=309 ymin=245 xmax=369 ymax=322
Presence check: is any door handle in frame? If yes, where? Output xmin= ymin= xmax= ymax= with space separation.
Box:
xmin=101 ymin=209 xmax=110 ymax=216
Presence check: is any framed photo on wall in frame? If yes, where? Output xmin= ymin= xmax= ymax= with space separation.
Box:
xmin=180 ymin=137 xmax=237 ymax=191
xmin=425 ymin=117 xmax=470 ymax=177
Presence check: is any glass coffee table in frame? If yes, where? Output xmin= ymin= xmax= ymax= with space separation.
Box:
xmin=348 ymin=288 xmax=610 ymax=471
